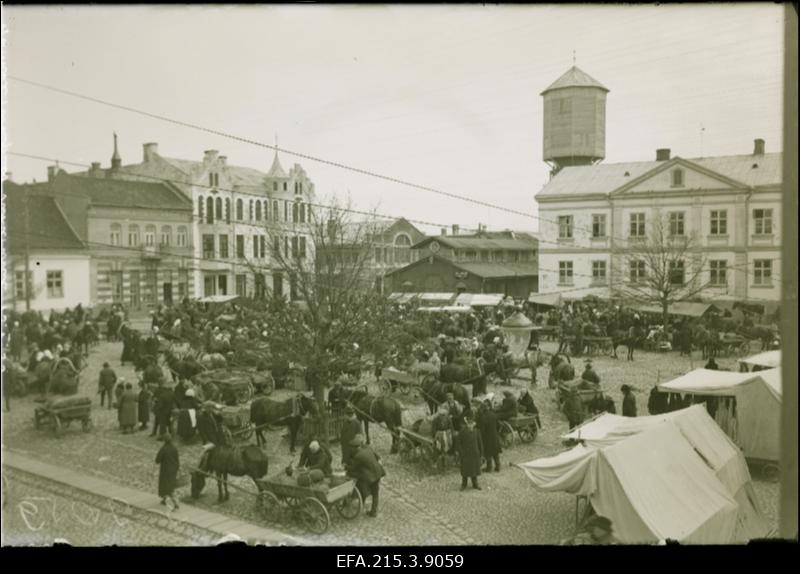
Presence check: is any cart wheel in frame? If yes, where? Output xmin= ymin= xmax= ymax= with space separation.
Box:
xmin=519 ymin=424 xmax=537 ymax=443
xmin=379 ymin=379 xmax=393 ymax=395
xmin=335 ymin=487 xmax=362 ymax=519
xmin=301 ymin=497 xmax=330 ymax=535
xmin=738 ymin=342 xmax=751 ymax=357
xmin=499 ymin=422 xmax=514 ymax=448
xmin=763 ymin=463 xmax=779 ymax=483
xmin=53 ymin=416 xmax=63 ymax=437
xmin=400 ymin=384 xmax=411 ymax=396
xmin=398 ymin=437 xmax=415 ymax=463
xmin=258 ymin=491 xmax=281 ymax=522
xmin=237 ymin=384 xmax=254 ymax=405
xmin=82 ymin=417 xmax=94 ymax=432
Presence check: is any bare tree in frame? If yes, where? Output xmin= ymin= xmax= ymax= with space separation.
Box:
xmin=612 ymin=212 xmax=711 ymax=326
xmin=256 ymin=198 xmax=403 ymax=443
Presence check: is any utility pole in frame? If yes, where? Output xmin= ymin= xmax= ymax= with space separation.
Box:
xmin=23 ymin=190 xmax=31 ymax=311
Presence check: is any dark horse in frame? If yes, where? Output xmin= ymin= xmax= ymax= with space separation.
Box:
xmin=190 ymin=444 xmax=269 ymax=503
xmin=343 ymin=387 xmax=404 ymax=454
xmin=440 ymin=356 xmax=487 ymax=396
xmin=164 ymin=349 xmax=205 ymax=383
xmin=609 ymin=324 xmax=645 ymax=361
xmin=249 ymin=394 xmax=318 ymax=453
xmin=420 ymin=378 xmax=471 ymax=417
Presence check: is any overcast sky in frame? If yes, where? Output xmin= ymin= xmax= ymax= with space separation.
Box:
xmin=2 ymin=4 xmax=785 ymax=234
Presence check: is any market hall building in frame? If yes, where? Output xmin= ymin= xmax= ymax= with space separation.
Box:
xmin=385 ymin=230 xmax=539 ymax=299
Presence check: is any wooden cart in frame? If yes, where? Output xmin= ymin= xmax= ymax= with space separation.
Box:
xmin=193 ymin=369 xmax=255 ymax=405
xmin=397 ymin=426 xmax=458 ymax=473
xmin=379 ymin=366 xmax=434 ymax=395
xmin=256 ymin=473 xmax=362 ymax=534
xmin=34 ymin=398 xmax=93 ymax=437
xmin=497 ymin=414 xmax=540 ymax=448
xmin=219 ymin=404 xmax=255 ymax=441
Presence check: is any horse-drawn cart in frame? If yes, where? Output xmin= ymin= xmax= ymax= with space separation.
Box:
xmin=718 ymin=333 xmax=752 ymax=358
xmin=397 ymin=422 xmax=458 ymax=473
xmin=256 ymin=472 xmax=362 ymax=534
xmin=555 ymin=381 xmax=605 ymax=409
xmin=193 ymin=369 xmax=257 ymax=405
xmin=219 ymin=404 xmax=255 ymax=441
xmin=297 ymin=413 xmax=347 ymax=444
xmin=498 ymin=414 xmax=540 ymax=448
xmin=379 ymin=366 xmax=434 ymax=395
xmin=34 ymin=396 xmax=93 ymax=437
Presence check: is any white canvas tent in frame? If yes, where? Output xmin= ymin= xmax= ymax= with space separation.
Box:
xmin=196 ymin=295 xmax=241 ymax=304
xmin=658 ymin=368 xmax=781 ymax=462
xmin=739 ymin=350 xmax=781 ymax=371
xmin=527 ymin=292 xmax=563 ymax=307
xmin=454 ymin=293 xmax=504 ymax=307
xmin=520 ymin=406 xmax=769 ymax=544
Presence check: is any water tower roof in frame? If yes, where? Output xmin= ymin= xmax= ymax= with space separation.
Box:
xmin=541 ymin=66 xmax=609 ymax=95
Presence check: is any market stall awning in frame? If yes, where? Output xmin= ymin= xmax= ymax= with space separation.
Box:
xmin=527 ymin=292 xmax=563 ymax=307
xmin=631 ymin=302 xmax=719 ymax=318
xmin=454 ymin=293 xmax=504 ymax=307
xmin=388 ymin=292 xmax=420 ymax=304
xmin=196 ymin=295 xmax=241 ymax=304
xmin=417 ymin=292 xmax=457 ymax=305
xmin=739 ymin=350 xmax=781 ymax=370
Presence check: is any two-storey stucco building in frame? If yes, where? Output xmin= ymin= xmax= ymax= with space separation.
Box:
xmin=535 ymin=67 xmax=782 ymax=305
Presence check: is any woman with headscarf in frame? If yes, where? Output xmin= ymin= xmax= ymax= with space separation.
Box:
xmin=155 ymin=435 xmax=180 ymax=510
xmin=119 ymin=382 xmax=139 ymax=434
xmin=138 ymin=380 xmax=152 ymax=431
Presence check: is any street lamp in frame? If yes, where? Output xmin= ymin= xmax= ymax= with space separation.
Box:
xmin=501 ymin=311 xmax=534 ymax=369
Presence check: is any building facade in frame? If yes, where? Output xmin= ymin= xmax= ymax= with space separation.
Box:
xmin=3 ymin=191 xmax=91 ymax=314
xmin=387 ymin=230 xmax=539 ymax=299
xmin=77 ymin=138 xmax=316 ymax=300
xmin=535 ymin=67 xmax=782 ymax=304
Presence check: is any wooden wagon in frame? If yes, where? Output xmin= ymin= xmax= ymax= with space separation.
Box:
xmin=379 ymin=366 xmax=435 ymax=395
xmin=718 ymin=334 xmax=752 ymax=358
xmin=219 ymin=404 xmax=255 ymax=441
xmin=193 ymin=369 xmax=256 ymax=405
xmin=397 ymin=425 xmax=458 ymax=473
xmin=34 ymin=397 xmax=93 ymax=437
xmin=256 ymin=472 xmax=362 ymax=534
xmin=497 ymin=414 xmax=540 ymax=448
xmin=555 ymin=382 xmax=604 ymax=409
xmin=297 ymin=414 xmax=347 ymax=444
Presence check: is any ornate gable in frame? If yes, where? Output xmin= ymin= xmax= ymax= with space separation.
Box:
xmin=611 ymin=157 xmax=748 ymax=196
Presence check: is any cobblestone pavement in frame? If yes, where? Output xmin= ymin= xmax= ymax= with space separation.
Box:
xmin=2 ymin=339 xmax=779 ymax=545
xmin=1 ymin=467 xmax=218 ymax=546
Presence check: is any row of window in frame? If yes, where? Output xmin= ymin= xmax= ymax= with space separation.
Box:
xmin=557 ymin=209 xmax=774 ymax=240
xmin=108 ymin=268 xmax=190 ymax=305
xmin=556 ymin=259 xmax=773 ymax=287
xmin=110 ymin=224 xmax=189 ymax=248
xmin=450 ymin=249 xmax=538 ymax=264
xmin=197 ymin=195 xmax=310 ymax=225
xmin=201 ymin=234 xmax=307 ymax=260
xmin=207 ymin=171 xmax=305 ymax=195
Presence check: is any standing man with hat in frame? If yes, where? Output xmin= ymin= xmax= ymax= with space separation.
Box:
xmin=345 ymin=435 xmax=385 ymax=518
xmin=621 ymin=385 xmax=637 ymax=417
xmin=581 ymin=360 xmax=600 ymax=386
xmin=98 ymin=362 xmax=117 ymax=409
xmin=340 ymin=407 xmax=362 ymax=467
xmin=456 ymin=414 xmax=483 ymax=491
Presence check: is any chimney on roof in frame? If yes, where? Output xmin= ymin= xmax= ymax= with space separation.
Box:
xmin=452 ymin=224 xmax=460 ymax=236
xmin=218 ymin=156 xmax=227 ymax=167
xmin=753 ymin=138 xmax=765 ymax=156
xmin=111 ymin=132 xmax=122 ymax=170
xmin=90 ymin=162 xmax=103 ymax=178
xmin=204 ymin=150 xmax=219 ymax=164
xmin=47 ymin=165 xmax=58 ymax=182
xmin=656 ymin=148 xmax=671 ymax=161
xmin=441 ymin=228 xmax=447 ymax=236
xmin=143 ymin=142 xmax=158 ymax=162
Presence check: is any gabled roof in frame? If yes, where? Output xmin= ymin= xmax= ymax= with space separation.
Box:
xmin=540 ymin=66 xmax=609 ymax=95
xmin=266 ymin=152 xmax=288 ymax=179
xmin=386 ymin=254 xmax=536 ymax=279
xmin=54 ymin=173 xmax=191 ymax=209
xmin=161 ymin=157 xmax=267 ymax=188
xmin=3 ymin=190 xmax=86 ymax=251
xmin=536 ymin=153 xmax=782 ymax=198
xmin=413 ymin=235 xmax=538 ymax=251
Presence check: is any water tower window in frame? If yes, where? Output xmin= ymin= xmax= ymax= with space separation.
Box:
xmin=671 ymin=168 xmax=684 ymax=187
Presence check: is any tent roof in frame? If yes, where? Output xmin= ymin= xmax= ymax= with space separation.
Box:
xmin=739 ymin=350 xmax=781 ymax=369
xmin=388 ymin=292 xmax=419 ymax=303
xmin=632 ymin=302 xmax=719 ymax=317
xmin=658 ymin=369 xmax=766 ymax=395
xmin=757 ymin=368 xmax=782 ymax=398
xmin=522 ymin=405 xmax=768 ymax=543
xmin=528 ymin=292 xmax=563 ymax=306
xmin=196 ymin=295 xmax=241 ymax=304
xmin=454 ymin=293 xmax=504 ymax=307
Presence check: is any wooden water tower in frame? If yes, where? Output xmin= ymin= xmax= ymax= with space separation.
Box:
xmin=541 ymin=66 xmax=609 ymax=177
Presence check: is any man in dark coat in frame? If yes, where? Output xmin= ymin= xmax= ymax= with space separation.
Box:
xmin=581 ymin=360 xmax=600 ymax=385
xmin=478 ymin=404 xmax=502 ymax=472
xmin=647 ymin=387 xmax=667 ymax=415
xmin=563 ymin=389 xmax=585 ymax=430
xmin=345 ymin=436 xmax=385 ymax=517
xmin=119 ymin=383 xmax=139 ymax=433
xmin=496 ymin=390 xmax=518 ymax=422
xmin=457 ymin=415 xmax=483 ymax=490
xmin=138 ymin=381 xmax=152 ymax=431
xmin=152 ymin=383 xmax=176 ymax=438
xmin=155 ymin=435 xmax=180 ymax=510
xmin=340 ymin=408 xmax=363 ymax=467
xmin=621 ymin=385 xmax=637 ymax=417
xmin=98 ymin=362 xmax=117 ymax=409
xmin=704 ymin=357 xmax=719 ymax=371
xmin=518 ymin=388 xmax=542 ymax=429
xmin=327 ymin=381 xmax=347 ymax=416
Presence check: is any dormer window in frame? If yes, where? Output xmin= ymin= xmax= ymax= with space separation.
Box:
xmin=671 ymin=168 xmax=684 ymax=187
